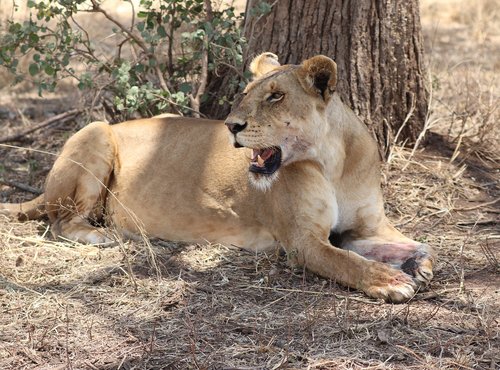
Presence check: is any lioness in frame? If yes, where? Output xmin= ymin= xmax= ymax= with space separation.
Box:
xmin=1 ymin=53 xmax=435 ymax=302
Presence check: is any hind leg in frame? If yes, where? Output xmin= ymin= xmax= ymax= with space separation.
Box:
xmin=45 ymin=121 xmax=116 ymax=244
xmin=336 ymin=222 xmax=435 ymax=289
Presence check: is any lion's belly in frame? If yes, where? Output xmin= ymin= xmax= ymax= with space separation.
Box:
xmin=108 ymin=191 xmax=276 ymax=251
xmin=105 ymin=117 xmax=276 ymax=251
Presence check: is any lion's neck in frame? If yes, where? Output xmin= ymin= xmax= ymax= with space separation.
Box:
xmin=312 ymin=94 xmax=349 ymax=182
xmin=317 ymin=93 xmax=379 ymax=183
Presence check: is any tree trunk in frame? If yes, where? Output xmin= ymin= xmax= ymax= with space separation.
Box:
xmin=205 ymin=0 xmax=428 ymax=158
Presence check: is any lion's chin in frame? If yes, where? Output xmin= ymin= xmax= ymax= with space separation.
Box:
xmin=246 ymin=146 xmax=282 ymax=191
xmin=248 ymin=171 xmax=279 ymax=192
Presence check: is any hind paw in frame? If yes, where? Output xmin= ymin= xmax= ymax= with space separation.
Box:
xmin=58 ymin=226 xmax=115 ymax=245
xmin=401 ymin=245 xmax=435 ymax=287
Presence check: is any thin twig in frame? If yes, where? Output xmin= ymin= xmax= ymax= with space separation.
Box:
xmin=0 ymin=109 xmax=80 ymax=144
xmin=243 ymin=285 xmax=383 ymax=305
xmin=88 ymin=0 xmax=171 ymax=94
xmin=65 ymin=305 xmax=73 ymax=370
xmin=167 ymin=5 xmax=175 ymax=76
xmin=459 ymin=221 xmax=479 ymax=295
xmin=480 ymin=240 xmax=499 ymax=271
xmin=453 ymin=197 xmax=500 ymax=212
xmin=387 ymin=93 xmax=415 ymax=165
xmin=215 ymin=59 xmax=247 ymax=80
xmin=403 ymin=67 xmax=441 ymax=169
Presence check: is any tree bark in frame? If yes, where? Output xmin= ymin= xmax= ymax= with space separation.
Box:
xmin=205 ymin=0 xmax=428 ymax=158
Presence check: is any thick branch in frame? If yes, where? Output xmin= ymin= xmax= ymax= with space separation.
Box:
xmin=89 ymin=0 xmax=149 ymax=52
xmin=0 ymin=109 xmax=81 ymax=144
xmin=0 ymin=179 xmax=42 ymax=195
xmin=204 ymin=0 xmax=214 ymax=21
xmin=189 ymin=0 xmax=213 ymax=117
xmin=189 ymin=45 xmax=208 ymax=117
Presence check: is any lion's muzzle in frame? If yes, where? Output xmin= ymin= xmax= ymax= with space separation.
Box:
xmin=225 ymin=121 xmax=247 ymax=148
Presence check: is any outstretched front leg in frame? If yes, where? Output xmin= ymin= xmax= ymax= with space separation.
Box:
xmin=271 ymin=167 xmax=420 ymax=303
xmin=332 ymin=221 xmax=436 ymax=289
xmin=283 ymin=229 xmax=420 ymax=302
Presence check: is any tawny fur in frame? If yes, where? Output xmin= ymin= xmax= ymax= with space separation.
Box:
xmin=0 ymin=53 xmax=435 ymax=302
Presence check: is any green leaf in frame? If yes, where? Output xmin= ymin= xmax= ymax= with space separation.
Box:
xmin=62 ymin=54 xmax=70 ymax=66
xmin=29 ymin=33 xmax=39 ymax=43
xmin=157 ymin=26 xmax=167 ymax=38
xmin=178 ymin=82 xmax=192 ymax=94
xmin=28 ymin=63 xmax=39 ymax=76
xmin=44 ymin=64 xmax=55 ymax=76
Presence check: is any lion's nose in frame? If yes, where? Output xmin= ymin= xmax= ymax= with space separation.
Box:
xmin=225 ymin=121 xmax=248 ymax=134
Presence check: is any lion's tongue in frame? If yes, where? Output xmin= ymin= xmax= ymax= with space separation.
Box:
xmin=252 ymin=148 xmax=274 ymax=167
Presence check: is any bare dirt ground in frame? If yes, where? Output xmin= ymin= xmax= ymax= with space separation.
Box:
xmin=0 ymin=1 xmax=498 ymax=369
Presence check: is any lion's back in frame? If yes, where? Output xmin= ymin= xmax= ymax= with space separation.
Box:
xmin=106 ymin=116 xmax=254 ymax=238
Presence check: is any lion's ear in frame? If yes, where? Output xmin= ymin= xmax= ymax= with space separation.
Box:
xmin=296 ymin=55 xmax=337 ymax=101
xmin=249 ymin=52 xmax=281 ymax=79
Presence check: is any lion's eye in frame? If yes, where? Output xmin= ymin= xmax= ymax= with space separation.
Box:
xmin=267 ymin=92 xmax=285 ymax=103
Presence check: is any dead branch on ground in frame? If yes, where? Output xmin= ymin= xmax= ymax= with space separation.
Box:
xmin=0 ymin=179 xmax=42 ymax=195
xmin=0 ymin=109 xmax=81 ymax=144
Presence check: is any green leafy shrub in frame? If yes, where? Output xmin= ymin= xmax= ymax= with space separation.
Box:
xmin=0 ymin=0 xmax=247 ymax=120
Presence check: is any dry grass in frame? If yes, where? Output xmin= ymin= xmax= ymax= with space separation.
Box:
xmin=421 ymin=0 xmax=500 ymax=162
xmin=1 ymin=146 xmax=498 ymax=369
xmin=1 ymin=1 xmax=499 ymax=369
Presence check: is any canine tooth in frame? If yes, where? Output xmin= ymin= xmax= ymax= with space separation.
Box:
xmin=257 ymin=155 xmax=265 ymax=166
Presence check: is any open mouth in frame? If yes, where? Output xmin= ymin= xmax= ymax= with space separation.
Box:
xmin=249 ymin=146 xmax=282 ymax=175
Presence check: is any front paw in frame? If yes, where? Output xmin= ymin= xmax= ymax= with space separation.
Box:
xmin=362 ymin=261 xmax=417 ymax=303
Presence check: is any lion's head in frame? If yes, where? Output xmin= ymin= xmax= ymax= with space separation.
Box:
xmin=225 ymin=53 xmax=338 ymax=190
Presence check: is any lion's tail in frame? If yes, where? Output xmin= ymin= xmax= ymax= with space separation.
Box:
xmin=0 ymin=194 xmax=46 ymax=221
